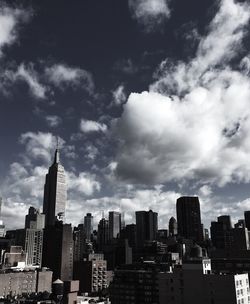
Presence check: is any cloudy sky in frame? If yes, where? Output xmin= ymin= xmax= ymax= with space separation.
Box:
xmin=1 ymin=0 xmax=250 ymax=230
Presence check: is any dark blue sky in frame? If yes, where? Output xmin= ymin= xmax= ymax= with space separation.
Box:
xmin=1 ymin=0 xmax=250 ymax=230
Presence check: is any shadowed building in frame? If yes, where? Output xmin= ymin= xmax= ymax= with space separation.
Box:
xmin=176 ymin=196 xmax=203 ymax=243
xmin=42 ymin=222 xmax=73 ymax=281
xmin=97 ymin=218 xmax=110 ymax=252
xmin=84 ymin=213 xmax=93 ymax=241
xmin=136 ymin=210 xmax=158 ymax=249
xmin=169 ymin=217 xmax=177 ymax=236
xmin=244 ymin=211 xmax=250 ymax=231
xmin=43 ymin=148 xmax=67 ymax=227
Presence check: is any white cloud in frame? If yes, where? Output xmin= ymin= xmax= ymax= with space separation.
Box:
xmin=80 ymin=119 xmax=107 ymax=133
xmin=112 ymin=85 xmax=126 ymax=106
xmin=19 ymin=132 xmax=59 ymax=165
xmin=85 ymin=144 xmax=99 ymax=161
xmin=45 ymin=64 xmax=94 ymax=94
xmin=128 ymin=0 xmax=171 ymax=32
xmin=45 ymin=115 xmax=62 ymax=128
xmin=67 ymin=172 xmax=101 ymax=196
xmin=9 ymin=63 xmax=47 ymax=99
xmin=114 ymin=0 xmax=250 ymax=187
xmin=0 ymin=6 xmax=31 ymax=56
xmin=66 ymin=187 xmax=180 ymax=229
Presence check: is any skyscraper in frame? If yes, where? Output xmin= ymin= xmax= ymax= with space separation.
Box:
xmin=176 ymin=196 xmax=203 ymax=242
xmin=25 ymin=206 xmax=45 ymax=229
xmin=109 ymin=211 xmax=121 ymax=239
xmin=42 ymin=222 xmax=73 ymax=281
xmin=84 ymin=213 xmax=93 ymax=241
xmin=97 ymin=218 xmax=109 ymax=251
xmin=43 ymin=148 xmax=67 ymax=227
xmin=135 ymin=210 xmax=158 ymax=249
xmin=217 ymin=215 xmax=232 ymax=230
xmin=25 ymin=207 xmax=45 ymax=267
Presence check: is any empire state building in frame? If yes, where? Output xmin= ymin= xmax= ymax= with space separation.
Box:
xmin=43 ymin=148 xmax=67 ymax=226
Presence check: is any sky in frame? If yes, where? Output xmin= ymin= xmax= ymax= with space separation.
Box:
xmin=1 ymin=0 xmax=250 ymax=230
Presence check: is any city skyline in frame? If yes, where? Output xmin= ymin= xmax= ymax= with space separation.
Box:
xmin=1 ymin=0 xmax=250 ymax=230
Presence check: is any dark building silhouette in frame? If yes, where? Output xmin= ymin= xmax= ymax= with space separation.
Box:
xmin=109 ymin=211 xmax=121 ymax=239
xmin=244 ymin=211 xmax=250 ymax=231
xmin=74 ymin=253 xmax=107 ymax=294
xmin=84 ymin=213 xmax=93 ymax=241
xmin=42 ymin=222 xmax=73 ymax=281
xmin=211 ymin=215 xmax=232 ymax=250
xmin=135 ymin=210 xmax=158 ymax=249
xmin=97 ymin=218 xmax=109 ymax=251
xmin=43 ymin=148 xmax=67 ymax=227
xmin=235 ymin=219 xmax=245 ymax=228
xmin=176 ymin=196 xmax=203 ymax=242
xmin=73 ymin=224 xmax=86 ymax=262
xmin=217 ymin=215 xmax=232 ymax=230
xmin=102 ymin=238 xmax=132 ymax=270
xmin=121 ymin=224 xmax=137 ymax=250
xmin=211 ymin=221 xmax=227 ymax=249
xmin=169 ymin=217 xmax=177 ymax=236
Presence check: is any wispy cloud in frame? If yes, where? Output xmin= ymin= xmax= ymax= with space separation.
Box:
xmin=111 ymin=85 xmax=126 ymax=106
xmin=15 ymin=63 xmax=47 ymax=99
xmin=80 ymin=119 xmax=107 ymax=133
xmin=45 ymin=64 xmax=95 ymax=95
xmin=45 ymin=115 xmax=62 ymax=128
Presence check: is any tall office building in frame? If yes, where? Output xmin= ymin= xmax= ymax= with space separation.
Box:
xmin=42 ymin=222 xmax=73 ymax=281
xmin=25 ymin=207 xmax=45 ymax=267
xmin=84 ymin=213 xmax=93 ymax=241
xmin=244 ymin=211 xmax=250 ymax=231
xmin=109 ymin=211 xmax=121 ymax=239
xmin=135 ymin=210 xmax=158 ymax=249
xmin=43 ymin=148 xmax=67 ymax=227
xmin=218 ymin=215 xmax=232 ymax=230
xmin=25 ymin=206 xmax=45 ymax=229
xmin=176 ymin=196 xmax=203 ymax=242
xmin=97 ymin=218 xmax=109 ymax=251
xmin=73 ymin=224 xmax=86 ymax=262
xmin=25 ymin=229 xmax=44 ymax=266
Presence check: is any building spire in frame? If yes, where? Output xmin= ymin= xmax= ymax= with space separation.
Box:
xmin=53 ymin=136 xmax=60 ymax=164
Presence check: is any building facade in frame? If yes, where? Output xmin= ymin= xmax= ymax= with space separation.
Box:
xmin=176 ymin=196 xmax=203 ymax=243
xmin=135 ymin=210 xmax=158 ymax=250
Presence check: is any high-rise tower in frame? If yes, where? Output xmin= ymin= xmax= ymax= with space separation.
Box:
xmin=109 ymin=211 xmax=121 ymax=239
xmin=135 ymin=210 xmax=158 ymax=249
xmin=176 ymin=196 xmax=203 ymax=243
xmin=84 ymin=213 xmax=93 ymax=241
xmin=43 ymin=148 xmax=67 ymax=227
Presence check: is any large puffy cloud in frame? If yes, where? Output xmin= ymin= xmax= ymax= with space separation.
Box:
xmin=114 ymin=0 xmax=250 ymax=187
xmin=0 ymin=5 xmax=31 ymax=56
xmin=128 ymin=0 xmax=171 ymax=33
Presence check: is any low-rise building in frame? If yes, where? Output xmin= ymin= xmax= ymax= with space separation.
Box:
xmin=110 ymin=259 xmax=250 ymax=304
